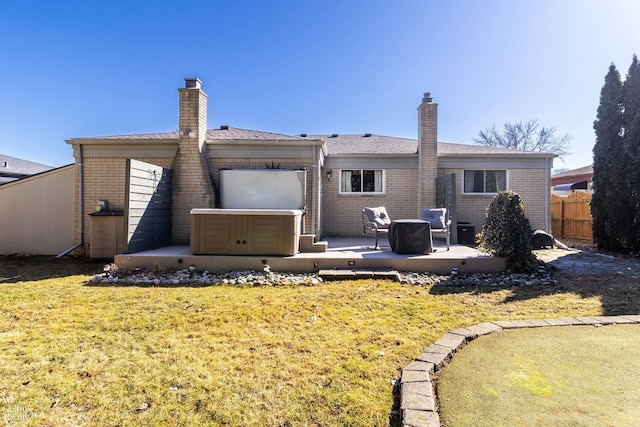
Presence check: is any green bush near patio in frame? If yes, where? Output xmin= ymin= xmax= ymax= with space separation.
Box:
xmin=479 ymin=191 xmax=537 ymax=272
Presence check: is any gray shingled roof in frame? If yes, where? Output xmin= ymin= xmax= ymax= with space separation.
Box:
xmin=0 ymin=154 xmax=53 ymax=184
xmin=207 ymin=127 xmax=310 ymax=141
xmin=437 ymin=141 xmax=552 ymax=157
xmin=68 ymin=127 xmax=553 ymax=158
xmin=72 ymin=127 xmax=310 ymax=141
xmin=307 ymin=134 xmax=417 ymax=155
xmin=81 ymin=131 xmax=179 ymax=140
xmin=308 ymin=134 xmax=552 ymax=157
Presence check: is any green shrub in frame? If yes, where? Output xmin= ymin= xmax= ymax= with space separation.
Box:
xmin=479 ymin=191 xmax=537 ymax=272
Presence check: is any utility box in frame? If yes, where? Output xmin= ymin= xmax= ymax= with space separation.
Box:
xmin=89 ymin=211 xmax=125 ymax=259
xmin=457 ymin=222 xmax=477 ymax=246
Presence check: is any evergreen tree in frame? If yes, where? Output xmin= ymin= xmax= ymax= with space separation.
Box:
xmin=623 ymin=55 xmax=640 ymax=252
xmin=622 ymin=55 xmax=640 ymax=127
xmin=592 ymin=64 xmax=624 ymax=250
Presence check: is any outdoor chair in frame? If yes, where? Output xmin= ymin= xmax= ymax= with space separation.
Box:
xmin=362 ymin=206 xmax=392 ymax=249
xmin=421 ymin=208 xmax=451 ymax=250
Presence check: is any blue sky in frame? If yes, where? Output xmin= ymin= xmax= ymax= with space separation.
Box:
xmin=1 ymin=0 xmax=639 ymax=171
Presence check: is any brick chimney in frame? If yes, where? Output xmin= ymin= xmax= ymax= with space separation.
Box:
xmin=171 ymin=78 xmax=216 ymax=244
xmin=417 ymin=92 xmax=438 ymax=215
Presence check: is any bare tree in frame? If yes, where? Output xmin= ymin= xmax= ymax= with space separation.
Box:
xmin=473 ymin=119 xmax=572 ymax=160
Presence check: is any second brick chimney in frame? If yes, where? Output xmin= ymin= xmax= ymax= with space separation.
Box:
xmin=171 ymin=78 xmax=216 ymax=244
xmin=417 ymin=92 xmax=438 ymax=215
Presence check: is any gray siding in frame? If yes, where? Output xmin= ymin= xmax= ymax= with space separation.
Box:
xmin=125 ymin=159 xmax=172 ymax=253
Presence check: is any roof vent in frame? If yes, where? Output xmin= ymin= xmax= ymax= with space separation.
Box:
xmin=364 ymin=133 xmax=372 ymax=137
xmin=300 ymin=133 xmax=307 ymax=137
xmin=220 ymin=125 xmax=229 ymax=130
xmin=330 ymin=134 xmax=338 ymax=138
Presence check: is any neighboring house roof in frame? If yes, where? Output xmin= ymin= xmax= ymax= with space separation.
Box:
xmin=552 ymin=164 xmax=593 ymax=180
xmin=550 ymin=164 xmax=593 ymax=187
xmin=0 ymin=154 xmax=53 ymax=184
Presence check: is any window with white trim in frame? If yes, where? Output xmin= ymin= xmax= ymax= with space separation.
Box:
xmin=339 ymin=169 xmax=384 ymax=194
xmin=463 ymin=170 xmax=507 ymax=194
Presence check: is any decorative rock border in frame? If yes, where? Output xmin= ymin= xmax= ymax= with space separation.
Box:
xmin=400 ymin=315 xmax=640 ymax=427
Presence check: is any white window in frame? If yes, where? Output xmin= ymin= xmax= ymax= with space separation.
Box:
xmin=340 ymin=169 xmax=384 ymax=194
xmin=463 ymin=170 xmax=507 ymax=194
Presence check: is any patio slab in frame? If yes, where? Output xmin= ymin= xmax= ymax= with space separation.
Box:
xmin=114 ymin=237 xmax=505 ymax=274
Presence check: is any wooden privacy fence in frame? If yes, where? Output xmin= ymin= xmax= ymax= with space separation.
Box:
xmin=551 ymin=193 xmax=593 ymax=242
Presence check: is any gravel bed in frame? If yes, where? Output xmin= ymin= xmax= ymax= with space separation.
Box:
xmin=91 ymin=263 xmax=556 ymax=287
xmin=398 ymin=264 xmax=556 ymax=287
xmin=91 ymin=264 xmax=322 ymax=287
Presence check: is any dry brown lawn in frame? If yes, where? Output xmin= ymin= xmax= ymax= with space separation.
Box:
xmin=1 ymin=254 xmax=638 ymax=426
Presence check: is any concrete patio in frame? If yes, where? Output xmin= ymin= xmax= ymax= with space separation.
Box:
xmin=115 ymin=237 xmax=505 ymax=275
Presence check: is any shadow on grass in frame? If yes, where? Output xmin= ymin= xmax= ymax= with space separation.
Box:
xmin=429 ymin=270 xmax=640 ymax=316
xmin=83 ymin=280 xmax=227 ymax=289
xmin=0 ymin=255 xmax=104 ymax=284
xmin=389 ymin=380 xmax=402 ymax=427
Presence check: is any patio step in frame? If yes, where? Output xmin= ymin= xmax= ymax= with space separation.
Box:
xmin=299 ymin=234 xmax=328 ymax=253
xmin=318 ymin=269 xmax=400 ymax=281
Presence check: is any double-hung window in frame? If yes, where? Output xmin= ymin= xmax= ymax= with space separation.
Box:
xmin=463 ymin=170 xmax=506 ymax=194
xmin=340 ymin=169 xmax=384 ymax=194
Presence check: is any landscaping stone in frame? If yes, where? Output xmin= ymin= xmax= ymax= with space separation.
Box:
xmin=93 ymin=263 xmax=558 ymax=289
xmin=467 ymin=322 xmax=503 ymax=336
xmin=542 ymin=318 xmax=577 ymax=326
xmin=493 ymin=319 xmax=544 ymax=329
xmin=402 ymin=382 xmax=433 ymax=397
xmin=401 ymin=370 xmax=431 ymax=384
xmin=402 ymin=408 xmax=440 ymax=427
xmin=403 ymin=360 xmax=435 ymax=373
xmin=619 ymin=315 xmax=640 ymax=323
xmin=401 ymin=390 xmax=435 ymax=411
xmin=91 ymin=265 xmax=324 ymax=287
xmin=433 ymin=333 xmax=466 ymax=351
xmin=415 ymin=349 xmax=451 ymax=370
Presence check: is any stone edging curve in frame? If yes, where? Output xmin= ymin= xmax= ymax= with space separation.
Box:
xmin=400 ymin=315 xmax=640 ymax=427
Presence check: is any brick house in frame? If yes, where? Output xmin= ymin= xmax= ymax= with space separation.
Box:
xmin=66 ymin=78 xmax=555 ymax=256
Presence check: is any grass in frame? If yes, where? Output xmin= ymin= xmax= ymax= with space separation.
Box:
xmin=1 ymin=256 xmax=639 ymax=426
xmin=438 ymin=325 xmax=640 ymax=427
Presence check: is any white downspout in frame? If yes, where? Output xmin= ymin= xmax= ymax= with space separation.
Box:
xmin=79 ymin=144 xmax=84 ymax=250
xmin=311 ymin=145 xmax=317 ymax=235
xmin=57 ymin=143 xmax=84 ymax=258
xmin=545 ymin=156 xmax=552 ymax=233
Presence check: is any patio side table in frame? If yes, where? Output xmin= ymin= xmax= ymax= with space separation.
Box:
xmin=388 ymin=219 xmax=432 ymax=254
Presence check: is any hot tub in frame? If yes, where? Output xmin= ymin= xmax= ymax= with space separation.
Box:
xmin=190 ymin=209 xmax=303 ymax=256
